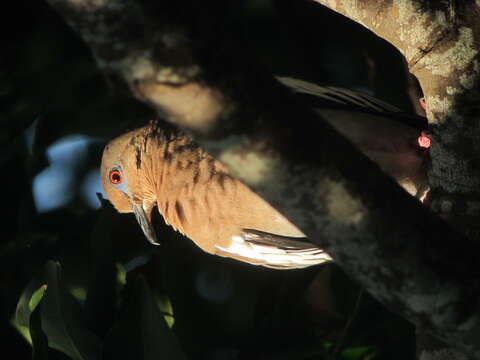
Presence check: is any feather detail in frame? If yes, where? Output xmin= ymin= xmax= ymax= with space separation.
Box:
xmin=215 ymin=229 xmax=332 ymax=269
xmin=279 ymin=76 xmax=428 ymax=130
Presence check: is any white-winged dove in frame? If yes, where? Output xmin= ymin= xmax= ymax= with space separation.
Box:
xmin=101 ymin=78 xmax=429 ymax=269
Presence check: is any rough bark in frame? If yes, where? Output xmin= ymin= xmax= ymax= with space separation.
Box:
xmin=45 ymin=0 xmax=480 ymax=357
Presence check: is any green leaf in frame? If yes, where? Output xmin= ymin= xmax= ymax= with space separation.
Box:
xmin=157 ymin=294 xmax=175 ymax=328
xmin=40 ymin=261 xmax=101 ymax=360
xmin=116 ymin=263 xmax=127 ymax=286
xmin=16 ymin=271 xmax=46 ymax=328
xmin=29 ymin=285 xmax=47 ymax=312
xmin=14 ymin=281 xmax=49 ymax=356
xmin=341 ymin=346 xmax=374 ymax=360
xmin=30 ymin=305 xmax=49 ymax=360
xmin=103 ymin=276 xmax=186 ymax=360
xmin=11 ymin=321 xmax=32 ymax=345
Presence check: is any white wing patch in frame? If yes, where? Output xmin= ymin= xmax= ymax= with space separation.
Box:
xmin=215 ymin=233 xmax=332 ymax=269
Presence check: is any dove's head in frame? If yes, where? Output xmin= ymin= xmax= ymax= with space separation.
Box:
xmin=101 ymin=127 xmax=160 ymax=245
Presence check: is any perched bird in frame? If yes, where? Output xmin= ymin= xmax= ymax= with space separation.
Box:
xmin=101 ymin=78 xmax=429 ymax=269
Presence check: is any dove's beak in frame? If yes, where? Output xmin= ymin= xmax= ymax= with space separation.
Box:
xmin=131 ymin=200 xmax=160 ymax=246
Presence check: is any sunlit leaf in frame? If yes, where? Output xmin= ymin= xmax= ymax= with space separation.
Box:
xmin=29 ymin=285 xmax=47 ymax=312
xmin=11 ymin=319 xmax=32 ymax=345
xmin=13 ymin=281 xmax=48 ymax=352
xmin=157 ymin=294 xmax=175 ymax=328
xmin=16 ymin=271 xmax=47 ymax=328
xmin=40 ymin=261 xmax=101 ymax=360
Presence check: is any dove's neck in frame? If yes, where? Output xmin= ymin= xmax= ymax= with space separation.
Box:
xmin=143 ymin=129 xmax=229 ymax=235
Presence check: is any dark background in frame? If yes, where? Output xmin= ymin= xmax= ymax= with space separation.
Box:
xmin=1 ymin=0 xmax=417 ymax=359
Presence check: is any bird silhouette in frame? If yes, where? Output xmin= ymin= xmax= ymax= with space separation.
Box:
xmin=101 ymin=78 xmax=429 ymax=269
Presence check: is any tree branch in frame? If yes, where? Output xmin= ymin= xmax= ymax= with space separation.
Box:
xmin=45 ymin=0 xmax=480 ymax=356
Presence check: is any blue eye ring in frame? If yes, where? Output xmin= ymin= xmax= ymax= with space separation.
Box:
xmin=109 ymin=168 xmax=122 ymax=184
xmin=108 ymin=165 xmax=128 ymax=194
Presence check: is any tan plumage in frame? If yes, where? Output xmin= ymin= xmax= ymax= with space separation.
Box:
xmin=101 ymin=81 xmax=429 ymax=269
xmin=101 ymin=124 xmax=329 ymax=268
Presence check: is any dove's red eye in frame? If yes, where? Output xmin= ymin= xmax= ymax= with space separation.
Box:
xmin=109 ymin=169 xmax=122 ymax=184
